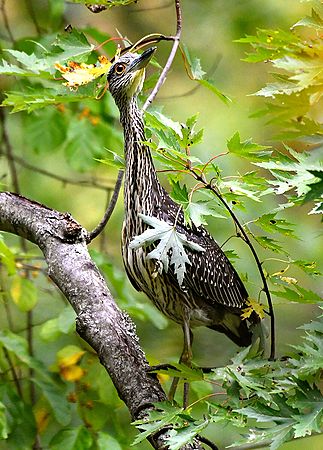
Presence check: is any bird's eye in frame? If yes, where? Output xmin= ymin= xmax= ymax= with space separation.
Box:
xmin=114 ymin=63 xmax=126 ymax=74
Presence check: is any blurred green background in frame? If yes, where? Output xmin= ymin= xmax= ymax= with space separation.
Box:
xmin=0 ymin=1 xmax=322 ymax=449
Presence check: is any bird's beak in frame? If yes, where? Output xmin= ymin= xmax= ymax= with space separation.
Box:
xmin=127 ymin=47 xmax=157 ymax=73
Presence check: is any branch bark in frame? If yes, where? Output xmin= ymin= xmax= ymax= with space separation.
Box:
xmin=0 ymin=191 xmax=204 ymax=450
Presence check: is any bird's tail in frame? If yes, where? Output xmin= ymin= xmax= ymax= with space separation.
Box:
xmin=209 ymin=312 xmax=253 ymax=347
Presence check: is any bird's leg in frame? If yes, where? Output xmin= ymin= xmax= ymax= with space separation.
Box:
xmin=168 ymin=320 xmax=193 ymax=408
xmin=181 ymin=320 xmax=193 ymax=409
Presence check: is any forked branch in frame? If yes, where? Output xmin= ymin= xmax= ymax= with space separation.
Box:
xmin=0 ymin=191 xmax=206 ymax=450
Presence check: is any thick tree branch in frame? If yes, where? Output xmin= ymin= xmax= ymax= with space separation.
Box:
xmin=0 ymin=191 xmax=205 ymax=450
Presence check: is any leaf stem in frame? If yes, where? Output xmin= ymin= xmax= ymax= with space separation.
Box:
xmin=191 ymin=171 xmax=276 ymax=360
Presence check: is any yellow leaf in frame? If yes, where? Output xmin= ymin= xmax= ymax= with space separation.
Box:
xmin=60 ymin=364 xmax=85 ymax=382
xmin=10 ymin=275 xmax=38 ymax=312
xmin=35 ymin=406 xmax=50 ymax=434
xmin=241 ymin=298 xmax=266 ymax=320
xmin=280 ymin=276 xmax=298 ymax=285
xmin=57 ymin=345 xmax=85 ymax=368
xmin=10 ymin=275 xmax=22 ymax=303
xmin=58 ymin=351 xmax=85 ymax=368
xmin=157 ymin=373 xmax=170 ymax=384
xmin=55 ymin=55 xmax=111 ymax=89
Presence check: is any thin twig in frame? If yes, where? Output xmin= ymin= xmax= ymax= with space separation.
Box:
xmin=0 ymin=110 xmax=38 ymax=409
xmin=143 ymin=0 xmax=182 ymax=110
xmin=24 ymin=0 xmax=41 ymax=35
xmin=87 ymin=169 xmax=124 ymax=242
xmin=0 ymin=110 xmax=20 ymax=194
xmin=191 ymin=173 xmax=276 ymax=360
xmin=0 ymin=152 xmax=114 ymax=192
xmin=160 ymin=55 xmax=222 ymax=100
xmin=0 ymin=0 xmax=14 ymax=43
xmin=3 ymin=348 xmax=24 ymax=398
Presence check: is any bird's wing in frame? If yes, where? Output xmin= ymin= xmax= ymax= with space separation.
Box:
xmin=182 ymin=231 xmax=249 ymax=310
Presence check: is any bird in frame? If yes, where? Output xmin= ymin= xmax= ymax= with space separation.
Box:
xmin=107 ymin=47 xmax=261 ymax=383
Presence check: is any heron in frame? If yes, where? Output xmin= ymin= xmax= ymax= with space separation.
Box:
xmin=107 ymin=47 xmax=261 ymax=402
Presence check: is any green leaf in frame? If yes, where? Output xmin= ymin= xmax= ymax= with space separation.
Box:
xmin=170 ymin=180 xmax=189 ymax=206
xmin=50 ymin=426 xmax=93 ymax=450
xmin=63 ymin=117 xmax=110 ymax=171
xmin=152 ymin=362 xmax=204 ymax=381
xmin=129 ymin=214 xmax=205 ymax=286
xmin=254 ymin=213 xmax=296 ymax=238
xmin=254 ymin=235 xmax=286 ymax=254
xmin=294 ymin=8 xmax=323 ymax=30
xmin=132 ymin=402 xmax=183 ymax=445
xmin=182 ymin=44 xmax=231 ymax=104
xmin=290 ymin=316 xmax=323 ymax=379
xmin=25 ymin=108 xmax=67 ymax=153
xmin=0 ymin=384 xmax=37 ymax=449
xmin=0 ymin=50 xmax=53 ymax=77
xmin=0 ymin=330 xmax=44 ymax=373
xmin=271 ymin=285 xmax=322 ymax=304
xmin=255 ymin=147 xmax=322 ymax=201
xmin=33 ymin=377 xmax=71 ymax=426
xmin=292 ymin=259 xmax=322 ymax=277
xmin=197 ymin=78 xmax=232 ymax=104
xmin=2 ymin=88 xmax=94 ymax=113
xmin=303 ymin=170 xmax=323 ymax=203
xmin=53 ymin=28 xmax=94 ymax=62
xmin=96 ymin=432 xmax=122 ymax=450
xmin=292 ymin=407 xmax=323 ymax=438
xmin=170 ymin=181 xmax=225 ymax=226
xmin=97 ymin=149 xmax=125 ymax=169
xmin=147 ymin=111 xmax=183 ymax=138
xmin=0 ymin=401 xmax=8 ymax=439
xmin=220 ymin=179 xmax=263 ymax=202
xmin=234 ymin=406 xmax=293 ymax=424
xmin=0 ymin=236 xmax=16 ymax=276
xmin=40 ymin=306 xmax=75 ymax=342
xmin=9 ymin=276 xmax=38 ymax=312
xmin=227 ymin=132 xmax=272 ymax=161
xmin=166 ymin=418 xmax=209 ymax=450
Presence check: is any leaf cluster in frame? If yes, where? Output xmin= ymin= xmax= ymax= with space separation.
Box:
xmin=237 ymin=0 xmax=323 ymax=139
xmin=133 ymin=310 xmax=323 ymax=449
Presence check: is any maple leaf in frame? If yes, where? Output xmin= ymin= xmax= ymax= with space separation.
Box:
xmin=129 ymin=214 xmax=205 ymax=286
xmin=241 ymin=298 xmax=265 ymax=320
xmin=55 ymin=55 xmax=111 ymax=89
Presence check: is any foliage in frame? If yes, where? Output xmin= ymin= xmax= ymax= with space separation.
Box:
xmin=0 ymin=1 xmax=322 ymax=450
xmin=134 ymin=309 xmax=323 ymax=449
xmin=236 ymin=0 xmax=323 ymax=140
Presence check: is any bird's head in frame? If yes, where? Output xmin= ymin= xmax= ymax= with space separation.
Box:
xmin=107 ymin=47 xmax=156 ymax=104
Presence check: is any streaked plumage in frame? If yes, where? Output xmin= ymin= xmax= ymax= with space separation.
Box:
xmin=107 ymin=48 xmax=259 ymax=349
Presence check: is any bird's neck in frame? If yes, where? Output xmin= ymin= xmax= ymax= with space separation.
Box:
xmin=120 ymin=97 xmax=161 ymax=216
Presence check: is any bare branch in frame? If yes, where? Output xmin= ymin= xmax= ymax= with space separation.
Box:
xmin=0 ymin=191 xmax=205 ymax=450
xmin=88 ymin=169 xmax=124 ymax=242
xmin=143 ymin=0 xmax=182 ymax=110
xmin=0 ymin=152 xmax=115 ymax=192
